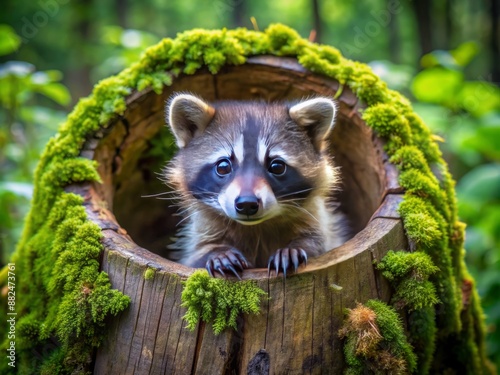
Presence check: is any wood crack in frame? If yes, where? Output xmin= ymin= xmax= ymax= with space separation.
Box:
xmin=161 ymin=280 xmax=180 ymax=373
xmin=191 ymin=321 xmax=205 ymax=373
xmin=281 ymin=280 xmax=286 ymax=349
xmin=125 ymin=268 xmax=146 ymax=372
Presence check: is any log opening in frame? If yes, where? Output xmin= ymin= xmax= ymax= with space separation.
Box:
xmin=87 ymin=56 xmax=395 ymax=267
xmin=87 ymin=56 xmax=406 ymax=374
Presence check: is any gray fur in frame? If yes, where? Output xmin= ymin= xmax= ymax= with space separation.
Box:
xmin=164 ymin=93 xmax=347 ymax=269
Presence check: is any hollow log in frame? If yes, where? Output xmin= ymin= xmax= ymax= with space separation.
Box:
xmin=3 ymin=25 xmax=492 ymax=375
xmin=76 ymin=56 xmax=407 ymax=374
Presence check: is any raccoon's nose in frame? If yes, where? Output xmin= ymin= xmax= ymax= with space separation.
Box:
xmin=235 ymin=196 xmax=260 ymax=216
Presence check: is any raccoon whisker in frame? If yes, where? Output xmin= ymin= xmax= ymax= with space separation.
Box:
xmin=177 ymin=203 xmax=205 ymax=216
xmin=142 ymin=191 xmax=179 ymax=198
xmin=163 ymin=94 xmax=348 ymax=270
xmin=279 ymin=195 xmax=309 ymax=202
xmin=176 ymin=209 xmax=204 ymax=227
xmin=279 ymin=197 xmax=308 ymax=205
xmin=276 ymin=187 xmax=315 ymax=199
xmin=282 ymin=202 xmax=320 ymax=224
xmin=183 ymin=188 xmax=219 ymax=198
xmin=176 ymin=202 xmax=221 ymax=227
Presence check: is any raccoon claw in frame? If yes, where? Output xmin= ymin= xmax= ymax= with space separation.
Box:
xmin=206 ymin=248 xmax=250 ymax=280
xmin=268 ymin=248 xmax=307 ymax=277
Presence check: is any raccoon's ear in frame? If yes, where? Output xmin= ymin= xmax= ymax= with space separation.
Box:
xmin=289 ymin=98 xmax=337 ymax=150
xmin=167 ymin=94 xmax=216 ymax=148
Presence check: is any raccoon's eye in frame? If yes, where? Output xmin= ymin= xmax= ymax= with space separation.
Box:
xmin=215 ymin=158 xmax=232 ymax=176
xmin=268 ymin=158 xmax=287 ymax=176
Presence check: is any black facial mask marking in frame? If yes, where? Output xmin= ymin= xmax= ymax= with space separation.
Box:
xmin=188 ymin=159 xmax=235 ymax=200
xmin=266 ymin=163 xmax=313 ymax=201
xmin=187 ymin=112 xmax=314 ymax=204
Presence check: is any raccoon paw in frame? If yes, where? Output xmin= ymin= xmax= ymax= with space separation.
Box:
xmin=267 ymin=248 xmax=308 ymax=277
xmin=206 ymin=248 xmax=250 ymax=280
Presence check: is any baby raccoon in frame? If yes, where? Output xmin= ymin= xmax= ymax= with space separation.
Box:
xmin=164 ymin=93 xmax=347 ymax=278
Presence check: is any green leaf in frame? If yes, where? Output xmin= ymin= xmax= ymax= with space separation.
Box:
xmin=456 ymin=163 xmax=500 ymax=203
xmin=411 ymin=102 xmax=450 ymax=133
xmin=19 ymin=105 xmax=67 ymax=130
xmin=101 ymin=25 xmax=124 ymax=45
xmin=31 ymin=70 xmax=64 ymax=84
xmin=464 ymin=128 xmax=500 ymax=160
xmin=0 ymin=24 xmax=21 ymax=56
xmin=420 ymin=50 xmax=458 ymax=69
xmin=32 ymin=82 xmax=71 ymax=106
xmin=451 ymin=41 xmax=479 ymax=67
xmin=369 ymin=60 xmax=415 ymax=92
xmin=411 ymin=67 xmax=463 ymax=107
xmin=456 ymin=81 xmax=500 ymax=117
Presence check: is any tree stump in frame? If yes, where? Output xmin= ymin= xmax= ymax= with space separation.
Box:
xmin=84 ymin=56 xmax=405 ymax=374
xmin=5 ymin=25 xmax=491 ymax=375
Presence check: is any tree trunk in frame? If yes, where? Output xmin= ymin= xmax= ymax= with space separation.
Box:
xmin=79 ymin=56 xmax=406 ymax=374
xmin=387 ymin=0 xmax=400 ymax=63
xmin=232 ymin=0 xmax=246 ymax=28
xmin=311 ymin=0 xmax=322 ymax=43
xmin=116 ymin=0 xmax=128 ymax=28
xmin=412 ymin=0 xmax=434 ymax=55
xmin=444 ymin=0 xmax=454 ymax=48
xmin=66 ymin=0 xmax=93 ymax=101
xmin=491 ymin=0 xmax=500 ymax=84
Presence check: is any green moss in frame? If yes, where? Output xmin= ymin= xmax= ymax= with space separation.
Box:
xmin=398 ymin=196 xmax=462 ymax=336
xmin=144 ymin=267 xmax=156 ymax=280
xmin=367 ymin=300 xmax=417 ymax=372
xmin=181 ymin=270 xmax=266 ymax=335
xmin=0 ymin=192 xmax=130 ymax=374
xmin=266 ymin=23 xmax=302 ymax=55
xmin=339 ymin=300 xmax=417 ymax=374
xmin=377 ymin=250 xmax=438 ymax=282
xmin=0 ymin=23 xmax=491 ymax=373
xmin=409 ymin=307 xmax=437 ymax=375
xmin=377 ymin=251 xmax=439 ymax=374
xmin=378 ymin=251 xmax=439 ymax=312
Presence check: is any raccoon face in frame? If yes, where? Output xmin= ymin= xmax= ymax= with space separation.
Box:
xmin=166 ymin=93 xmax=337 ymax=225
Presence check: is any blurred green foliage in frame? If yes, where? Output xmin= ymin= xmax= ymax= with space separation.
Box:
xmin=0 ymin=25 xmax=70 ymax=263
xmin=0 ymin=0 xmax=499 ymax=367
xmin=409 ymin=45 xmax=500 ymax=361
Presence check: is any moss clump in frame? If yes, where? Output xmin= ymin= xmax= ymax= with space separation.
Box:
xmin=398 ymin=195 xmax=462 ymax=337
xmin=0 ymin=23 xmax=491 ymax=373
xmin=181 ymin=270 xmax=266 ymax=335
xmin=339 ymin=300 xmax=417 ymax=374
xmin=144 ymin=267 xmax=156 ymax=280
xmin=1 ymin=193 xmax=130 ymax=374
xmin=377 ymin=251 xmax=439 ymax=312
xmin=377 ymin=251 xmax=440 ymax=374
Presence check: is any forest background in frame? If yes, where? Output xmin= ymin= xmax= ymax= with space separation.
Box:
xmin=1 ymin=0 xmax=499 ymax=365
